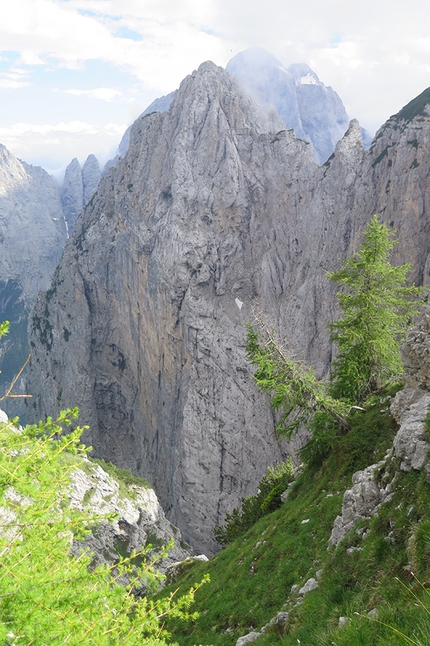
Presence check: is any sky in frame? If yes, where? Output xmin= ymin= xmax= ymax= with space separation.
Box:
xmin=0 ymin=0 xmax=430 ymax=177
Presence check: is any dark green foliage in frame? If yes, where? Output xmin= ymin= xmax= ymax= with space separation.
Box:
xmin=214 ymin=460 xmax=295 ymax=546
xmin=299 ymin=411 xmax=340 ymax=467
xmin=328 ymin=215 xmax=423 ymax=404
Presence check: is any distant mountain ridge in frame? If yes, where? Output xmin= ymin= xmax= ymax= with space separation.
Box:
xmin=103 ymin=48 xmax=354 ymax=169
xmin=0 ymin=144 xmax=67 ymax=416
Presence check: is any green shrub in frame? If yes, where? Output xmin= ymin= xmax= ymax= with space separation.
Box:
xmin=300 ymin=411 xmax=340 ymax=467
xmin=214 ymin=459 xmax=295 ymax=546
xmin=0 ymin=410 xmax=206 ymax=645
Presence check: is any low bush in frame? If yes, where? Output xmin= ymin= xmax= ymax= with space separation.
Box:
xmin=214 ymin=459 xmax=295 ymax=546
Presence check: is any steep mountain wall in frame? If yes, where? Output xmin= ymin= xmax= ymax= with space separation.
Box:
xmin=27 ymin=66 xmax=430 ymax=553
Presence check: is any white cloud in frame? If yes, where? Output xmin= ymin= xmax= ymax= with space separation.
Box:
xmin=0 ymin=0 xmax=430 ymax=166
xmin=0 ymin=0 xmax=230 ymax=92
xmin=63 ymin=87 xmax=123 ymax=101
xmin=0 ymin=120 xmax=126 ymax=172
xmin=0 ymin=66 xmax=30 ymax=89
xmin=0 ymin=79 xmax=30 ymax=89
xmin=0 ymin=121 xmax=126 ymax=139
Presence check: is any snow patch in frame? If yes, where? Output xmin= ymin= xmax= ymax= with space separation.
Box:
xmin=300 ymin=74 xmax=318 ymax=85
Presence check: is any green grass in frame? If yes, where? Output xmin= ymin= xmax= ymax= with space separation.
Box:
xmin=155 ymin=395 xmax=430 ymax=645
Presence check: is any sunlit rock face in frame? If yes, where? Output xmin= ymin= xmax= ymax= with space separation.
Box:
xmin=27 ymin=64 xmax=430 ymax=554
xmin=226 ymin=47 xmax=350 ymax=164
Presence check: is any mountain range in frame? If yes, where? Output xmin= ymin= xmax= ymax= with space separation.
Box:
xmin=21 ymin=58 xmax=430 ymax=556
xmin=0 ymin=47 xmax=356 ymax=422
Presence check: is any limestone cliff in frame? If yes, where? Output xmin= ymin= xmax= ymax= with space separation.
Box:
xmin=27 ymin=65 xmax=430 ymax=554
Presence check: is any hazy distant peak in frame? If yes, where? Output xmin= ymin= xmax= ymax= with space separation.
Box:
xmin=226 ymin=47 xmax=284 ymax=72
xmin=225 ymin=47 xmax=349 ymax=163
xmin=104 ymin=90 xmax=176 ymax=174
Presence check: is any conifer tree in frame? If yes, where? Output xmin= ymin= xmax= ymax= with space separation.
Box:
xmin=328 ymin=214 xmax=423 ymax=403
xmin=246 ymin=215 xmax=423 ymax=437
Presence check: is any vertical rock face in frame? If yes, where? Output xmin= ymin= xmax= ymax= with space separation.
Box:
xmin=0 ymin=145 xmax=67 ymax=416
xmin=0 ymin=146 xmax=67 ymax=299
xmin=62 ymin=155 xmax=101 ymax=234
xmin=28 ymin=62 xmax=321 ymax=553
xmin=226 ymin=47 xmax=350 ymax=164
xmin=27 ymin=65 xmax=430 ymax=554
xmin=62 ymin=158 xmax=83 ymax=233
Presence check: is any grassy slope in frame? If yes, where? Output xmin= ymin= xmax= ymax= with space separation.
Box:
xmin=159 ymin=398 xmax=430 ymax=646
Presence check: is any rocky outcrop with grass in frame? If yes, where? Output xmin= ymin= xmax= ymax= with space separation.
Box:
xmin=329 ymin=311 xmax=430 ymax=549
xmin=69 ymin=458 xmax=193 ymax=572
xmin=0 ymin=407 xmax=192 ymax=578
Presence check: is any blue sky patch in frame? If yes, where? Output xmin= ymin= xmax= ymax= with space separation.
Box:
xmin=114 ymin=26 xmax=143 ymax=41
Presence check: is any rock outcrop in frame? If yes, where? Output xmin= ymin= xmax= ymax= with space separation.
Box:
xmin=328 ymin=387 xmax=430 ymax=549
xmin=0 ymin=406 xmax=192 ymax=582
xmin=27 ymin=64 xmax=430 ymax=554
xmin=401 ymin=305 xmax=430 ymax=389
xmin=328 ymin=308 xmax=430 ymax=549
xmin=68 ymin=459 xmax=193 ymax=573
